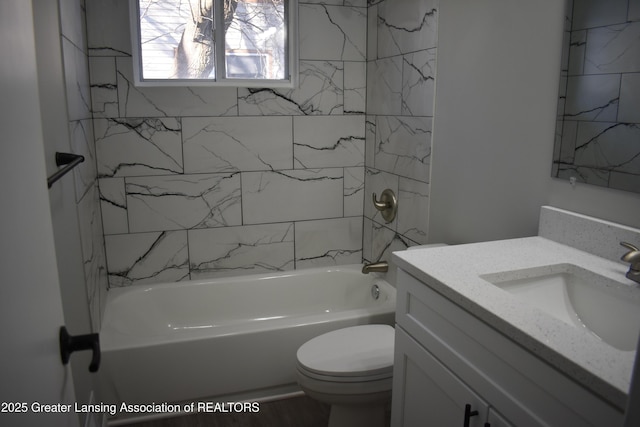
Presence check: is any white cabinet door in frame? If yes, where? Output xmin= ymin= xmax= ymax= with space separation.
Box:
xmin=392 ymin=327 xmax=489 ymax=427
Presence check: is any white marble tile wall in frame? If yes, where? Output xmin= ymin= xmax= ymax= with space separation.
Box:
xmin=59 ymin=0 xmax=109 ymax=331
xmin=188 ymin=223 xmax=295 ymax=279
xmin=363 ymin=0 xmax=437 ymax=264
xmin=555 ymin=0 xmax=640 ymax=192
xmin=87 ymin=0 xmax=368 ymax=285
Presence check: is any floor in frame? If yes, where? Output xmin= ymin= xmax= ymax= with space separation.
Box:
xmin=121 ymin=396 xmax=331 ymax=427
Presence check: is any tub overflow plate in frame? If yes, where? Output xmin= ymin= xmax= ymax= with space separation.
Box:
xmin=371 ymin=284 xmax=380 ymax=300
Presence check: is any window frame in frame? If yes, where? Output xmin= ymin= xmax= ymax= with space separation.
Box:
xmin=128 ymin=0 xmax=298 ymax=88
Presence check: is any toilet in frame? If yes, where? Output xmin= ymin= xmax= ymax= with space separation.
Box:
xmin=295 ymin=324 xmax=394 ymax=427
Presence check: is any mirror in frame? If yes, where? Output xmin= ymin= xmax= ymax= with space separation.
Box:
xmin=552 ymin=0 xmax=640 ymax=193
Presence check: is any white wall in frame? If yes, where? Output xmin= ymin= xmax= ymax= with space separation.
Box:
xmin=428 ymin=0 xmax=640 ymax=243
xmin=1 ymin=1 xmax=78 ymax=424
xmin=428 ymin=0 xmax=566 ymax=244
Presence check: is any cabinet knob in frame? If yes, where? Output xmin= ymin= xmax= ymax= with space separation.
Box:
xmin=463 ymin=404 xmax=479 ymax=427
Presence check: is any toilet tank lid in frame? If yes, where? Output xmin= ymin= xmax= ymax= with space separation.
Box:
xmin=296 ymin=325 xmax=394 ymax=377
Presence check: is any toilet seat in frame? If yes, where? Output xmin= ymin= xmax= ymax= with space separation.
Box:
xmin=296 ymin=325 xmax=394 ymax=383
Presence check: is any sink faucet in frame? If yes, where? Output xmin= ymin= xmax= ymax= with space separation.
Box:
xmin=362 ymin=261 xmax=388 ymax=274
xmin=620 ymin=242 xmax=640 ymax=284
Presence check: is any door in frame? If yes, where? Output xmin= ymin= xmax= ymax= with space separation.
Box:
xmin=391 ymin=328 xmax=489 ymax=427
xmin=0 ymin=1 xmax=79 ymax=426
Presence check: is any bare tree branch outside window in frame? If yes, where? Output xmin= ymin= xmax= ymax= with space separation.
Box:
xmin=137 ymin=0 xmax=286 ymax=81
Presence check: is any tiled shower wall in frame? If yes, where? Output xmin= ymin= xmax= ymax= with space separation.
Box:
xmin=87 ymin=0 xmax=370 ymax=286
xmin=86 ymin=0 xmax=436 ymax=287
xmin=554 ymin=0 xmax=640 ymax=191
xmin=58 ymin=0 xmax=109 ymax=330
xmin=363 ymin=0 xmax=436 ymax=264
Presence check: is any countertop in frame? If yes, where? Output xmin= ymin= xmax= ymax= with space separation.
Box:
xmin=393 ymin=236 xmax=638 ymax=411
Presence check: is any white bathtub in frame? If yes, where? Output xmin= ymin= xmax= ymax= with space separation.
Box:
xmin=97 ymin=264 xmax=396 ymax=414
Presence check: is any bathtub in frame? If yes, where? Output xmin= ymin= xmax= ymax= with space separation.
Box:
xmin=97 ymin=264 xmax=396 ymax=416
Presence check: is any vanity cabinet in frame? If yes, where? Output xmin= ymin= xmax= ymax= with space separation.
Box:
xmin=391 ymin=269 xmax=623 ymax=427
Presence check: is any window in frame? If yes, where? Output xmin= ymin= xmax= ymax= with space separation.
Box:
xmin=129 ymin=0 xmax=297 ymax=87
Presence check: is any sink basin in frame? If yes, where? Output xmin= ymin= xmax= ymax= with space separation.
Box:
xmin=481 ymin=264 xmax=640 ymax=351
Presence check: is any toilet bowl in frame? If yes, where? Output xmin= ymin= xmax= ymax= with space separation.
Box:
xmin=296 ymin=324 xmax=394 ymax=427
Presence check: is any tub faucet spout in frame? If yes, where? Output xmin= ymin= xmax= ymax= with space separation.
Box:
xmin=621 ymin=242 xmax=640 ymax=284
xmin=362 ymin=261 xmax=388 ymax=274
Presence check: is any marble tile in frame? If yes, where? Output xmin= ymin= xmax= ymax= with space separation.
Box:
xmin=369 ymin=220 xmax=410 ymax=262
xmin=69 ymin=119 xmax=97 ymax=202
xmin=99 ymin=177 xmax=128 ymax=235
xmin=556 ymin=165 xmax=607 ymax=187
xmin=564 ymin=74 xmax=620 ymax=121
xmin=344 ymin=166 xmax=365 ymax=217
xmin=300 ymin=4 xmax=366 ymax=61
xmin=374 ymin=115 xmax=431 ymax=182
xmin=95 ymin=117 xmax=183 ymax=177
xmin=563 ymin=0 xmax=574 ymax=32
xmin=116 ymin=57 xmax=238 ymax=117
xmin=574 ymin=122 xmax=640 ymax=176
xmin=572 ymin=0 xmax=628 ymax=30
xmin=59 ymin=0 xmax=86 ymax=52
xmin=90 ymin=57 xmax=119 ymax=118
xmin=362 ymin=217 xmax=373 ymax=262
xmin=611 ymin=171 xmax=640 ymax=193
xmin=366 ymin=57 xmax=402 ymax=116
xmin=188 ymin=223 xmax=295 ymax=279
xmin=558 ymin=78 xmax=567 ymax=120
xmin=62 ymin=37 xmax=91 ymax=121
xmin=376 ymin=0 xmax=438 ymax=58
xmin=295 ymin=217 xmax=363 ymax=269
xmin=238 ymin=61 xmax=343 ymax=115
xmin=293 ymin=115 xmax=365 ymax=168
xmin=368 ymin=220 xmax=394 ymax=263
xmin=397 ymin=178 xmax=429 ymax=245
xmin=86 ymin=0 xmax=132 ymax=56
xmin=365 ymin=116 xmax=376 ymax=167
xmin=568 ymin=30 xmax=586 ymax=76
xmin=584 ymin=22 xmax=640 ymax=74
xmin=345 ymin=0 xmax=367 ymax=9
xmin=367 ymin=3 xmax=378 ymax=61
xmin=368 ymin=219 xmax=411 ymax=286
xmin=631 ymin=0 xmax=640 ymax=22
xmin=619 ymin=73 xmax=640 ymax=123
xmin=126 ymin=173 xmax=242 ymax=232
xmin=364 ymin=168 xmax=399 ymax=227
xmin=183 ymin=116 xmax=293 ymax=173
xmin=344 ymin=61 xmax=367 ymax=114
xmin=76 ymin=183 xmax=108 ymax=331
xmin=242 ymin=169 xmax=343 ymax=224
xmin=558 ymin=120 xmax=578 ymax=164
xmin=559 ymin=23 xmax=570 ymax=74
xmin=552 ymin=121 xmax=563 ymax=178
xmin=105 ymin=231 xmax=190 ymax=287
xmin=402 ymin=49 xmax=436 ymax=117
